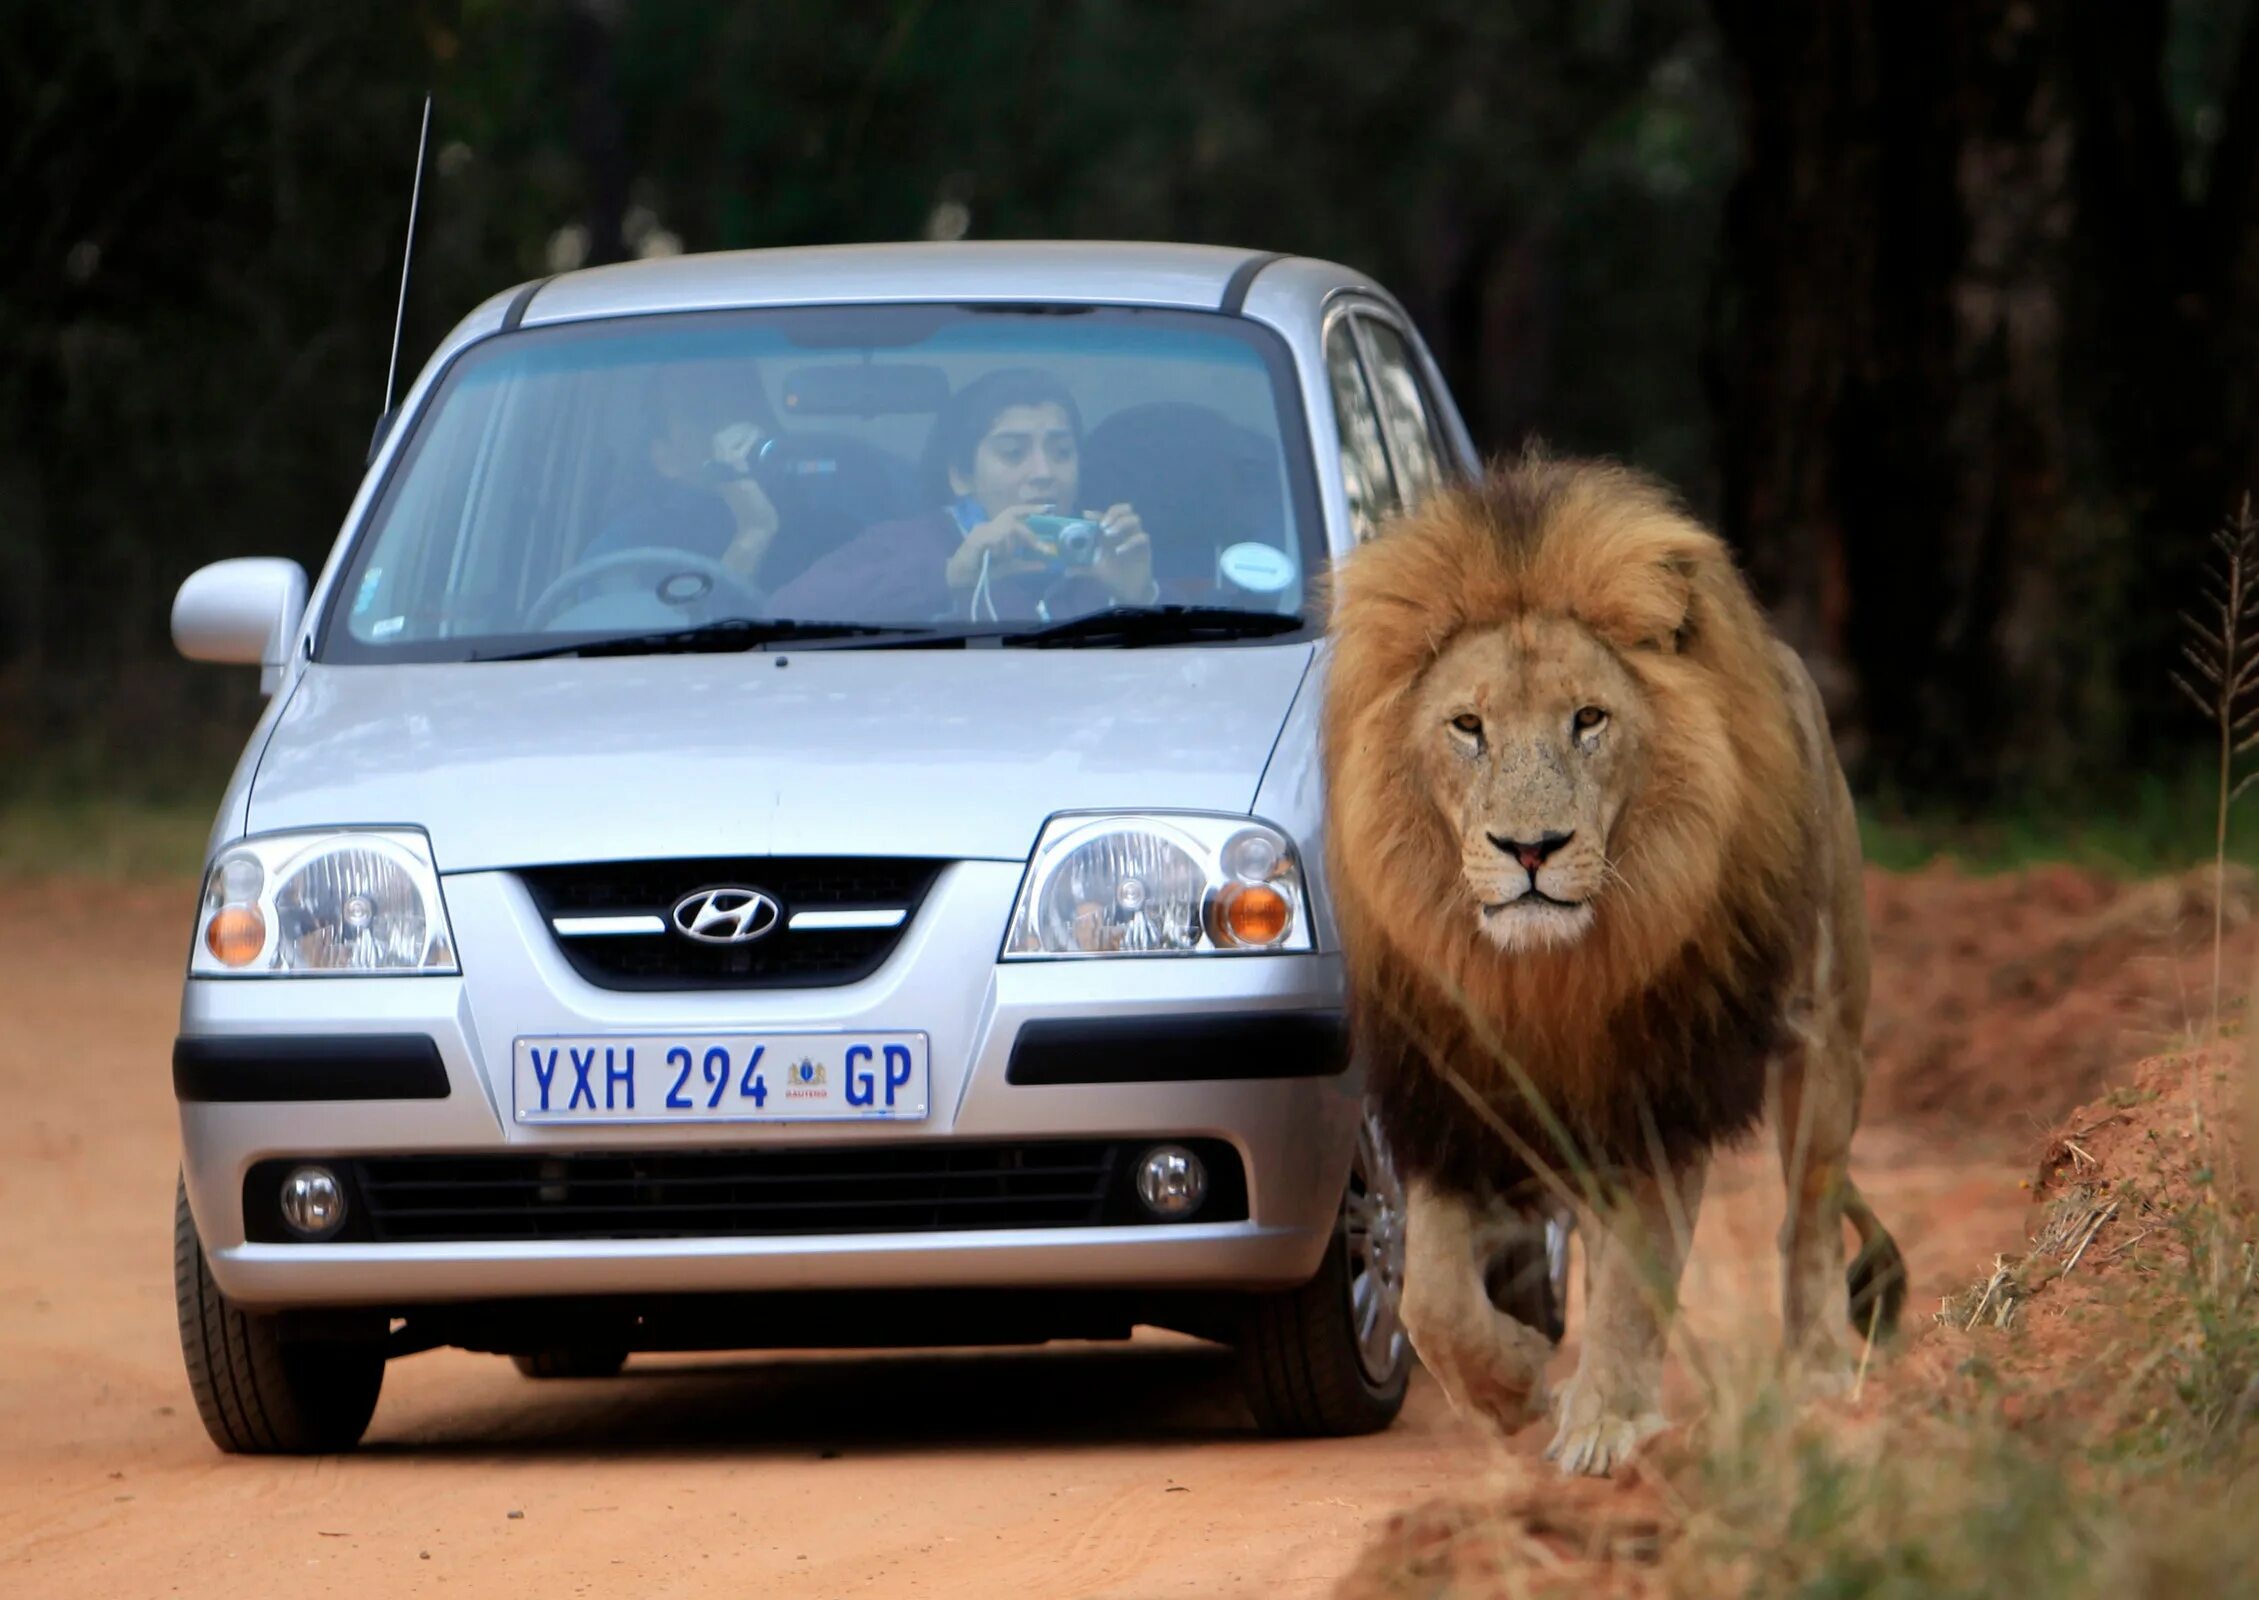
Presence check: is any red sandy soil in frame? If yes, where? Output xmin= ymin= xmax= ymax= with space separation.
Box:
xmin=0 ymin=863 xmax=2237 ymax=1597
xmin=1862 ymin=860 xmax=2253 ymax=1134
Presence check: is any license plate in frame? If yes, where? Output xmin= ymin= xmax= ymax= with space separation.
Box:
xmin=512 ymin=1033 xmax=929 ymax=1125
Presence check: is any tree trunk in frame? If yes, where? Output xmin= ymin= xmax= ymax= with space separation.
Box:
xmin=567 ymin=0 xmax=631 ymax=267
xmin=1705 ymin=0 xmax=2174 ymax=799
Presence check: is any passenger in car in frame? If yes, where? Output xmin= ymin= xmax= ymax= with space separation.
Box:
xmin=582 ymin=365 xmax=785 ymax=589
xmin=765 ymin=368 xmax=1157 ymax=623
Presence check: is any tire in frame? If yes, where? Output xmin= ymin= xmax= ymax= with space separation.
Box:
xmin=511 ymin=1347 xmax=629 ymax=1380
xmin=1235 ymin=1115 xmax=1412 ymax=1437
xmin=173 ymin=1176 xmax=385 ymax=1454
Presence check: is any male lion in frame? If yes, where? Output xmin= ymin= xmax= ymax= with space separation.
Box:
xmin=1322 ymin=452 xmax=1905 ymax=1477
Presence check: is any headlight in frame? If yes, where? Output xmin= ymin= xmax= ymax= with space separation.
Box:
xmin=1003 ymin=814 xmax=1314 ymax=958
xmin=190 ymin=829 xmax=458 ymax=976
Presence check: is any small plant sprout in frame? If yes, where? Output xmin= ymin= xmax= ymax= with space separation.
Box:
xmin=2169 ymin=494 xmax=2259 ymax=1030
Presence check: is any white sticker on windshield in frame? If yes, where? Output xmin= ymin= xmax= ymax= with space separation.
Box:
xmin=1217 ymin=542 xmax=1297 ymax=594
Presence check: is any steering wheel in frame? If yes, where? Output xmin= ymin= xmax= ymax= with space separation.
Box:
xmin=523 ymin=546 xmax=767 ymax=632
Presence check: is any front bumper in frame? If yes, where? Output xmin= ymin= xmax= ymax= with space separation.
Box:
xmin=178 ymin=862 xmax=1356 ymax=1310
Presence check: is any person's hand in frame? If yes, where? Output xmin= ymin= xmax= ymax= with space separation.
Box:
xmin=716 ymin=476 xmax=781 ymax=583
xmin=945 ymin=503 xmax=1052 ymax=591
xmin=710 ymin=421 xmax=765 ymax=476
xmin=1089 ymin=503 xmax=1154 ymax=603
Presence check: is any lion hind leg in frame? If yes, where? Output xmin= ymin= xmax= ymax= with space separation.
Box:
xmin=1545 ymin=1155 xmax=1705 ymax=1478
xmin=1845 ymin=1179 xmax=1907 ymax=1342
xmin=1400 ymin=1179 xmax=1553 ymax=1438
xmin=1773 ymin=1038 xmax=1866 ymax=1390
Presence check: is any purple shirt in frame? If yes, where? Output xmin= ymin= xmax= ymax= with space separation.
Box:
xmin=766 ymin=509 xmax=1003 ymax=622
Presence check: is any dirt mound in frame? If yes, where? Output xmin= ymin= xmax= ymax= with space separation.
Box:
xmin=1862 ymin=861 xmax=2255 ymax=1139
xmin=1904 ymin=1042 xmax=2254 ymax=1419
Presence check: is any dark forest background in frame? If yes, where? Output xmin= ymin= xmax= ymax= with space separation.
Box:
xmin=8 ymin=0 xmax=2259 ymax=818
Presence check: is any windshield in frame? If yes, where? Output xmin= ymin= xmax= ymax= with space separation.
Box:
xmin=320 ymin=304 xmax=1323 ymax=661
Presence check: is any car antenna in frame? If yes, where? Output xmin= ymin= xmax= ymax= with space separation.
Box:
xmin=371 ymin=92 xmax=433 ymax=461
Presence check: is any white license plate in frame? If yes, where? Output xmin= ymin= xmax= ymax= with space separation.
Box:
xmin=512 ymin=1033 xmax=929 ymax=1125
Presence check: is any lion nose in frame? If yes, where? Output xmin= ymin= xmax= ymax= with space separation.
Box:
xmin=1488 ymin=830 xmax=1574 ymax=873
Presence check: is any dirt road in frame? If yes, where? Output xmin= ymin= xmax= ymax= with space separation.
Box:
xmin=0 ymin=876 xmax=2048 ymax=1597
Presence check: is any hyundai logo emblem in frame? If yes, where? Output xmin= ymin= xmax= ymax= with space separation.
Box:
xmin=669 ymin=886 xmax=782 ymax=945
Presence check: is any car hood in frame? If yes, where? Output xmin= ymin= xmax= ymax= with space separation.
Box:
xmin=248 ymin=646 xmax=1315 ymax=869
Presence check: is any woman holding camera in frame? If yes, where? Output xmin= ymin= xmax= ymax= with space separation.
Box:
xmin=767 ymin=367 xmax=1155 ymax=623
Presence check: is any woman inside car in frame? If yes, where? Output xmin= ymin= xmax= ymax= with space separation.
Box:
xmin=765 ymin=368 xmax=1155 ymax=622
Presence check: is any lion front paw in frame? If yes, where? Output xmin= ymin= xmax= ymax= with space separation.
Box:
xmin=1411 ymin=1312 xmax=1554 ymax=1439
xmin=1543 ymin=1376 xmax=1665 ymax=1478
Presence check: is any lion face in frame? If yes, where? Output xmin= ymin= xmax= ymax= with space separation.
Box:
xmin=1412 ymin=614 xmax=1648 ymax=954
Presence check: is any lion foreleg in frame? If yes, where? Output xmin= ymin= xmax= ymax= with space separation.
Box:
xmin=1545 ymin=1156 xmax=1705 ymax=1477
xmin=1400 ymin=1179 xmax=1554 ymax=1438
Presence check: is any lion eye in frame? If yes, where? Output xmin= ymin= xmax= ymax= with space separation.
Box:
xmin=1573 ymin=706 xmax=1608 ymax=734
xmin=1450 ymin=713 xmax=1483 ymax=737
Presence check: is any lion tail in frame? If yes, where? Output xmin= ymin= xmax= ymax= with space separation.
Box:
xmin=1844 ymin=1179 xmax=1907 ymax=1342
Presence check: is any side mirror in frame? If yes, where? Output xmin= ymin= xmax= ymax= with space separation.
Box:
xmin=172 ymin=558 xmax=310 ymax=695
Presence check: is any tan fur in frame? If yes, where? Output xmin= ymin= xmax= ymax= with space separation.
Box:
xmin=1322 ymin=451 xmax=1895 ymax=1475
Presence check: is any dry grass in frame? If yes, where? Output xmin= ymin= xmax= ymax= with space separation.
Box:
xmin=1653 ymin=1099 xmax=2259 ymax=1599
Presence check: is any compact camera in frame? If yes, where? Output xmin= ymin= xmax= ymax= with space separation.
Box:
xmin=1025 ymin=512 xmax=1108 ymax=570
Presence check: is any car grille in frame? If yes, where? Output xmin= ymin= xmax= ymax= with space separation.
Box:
xmin=518 ymin=856 xmax=944 ymax=989
xmin=241 ymin=1141 xmax=1249 ymax=1242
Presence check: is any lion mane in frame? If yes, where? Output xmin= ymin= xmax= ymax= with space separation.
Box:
xmin=1322 ymin=451 xmax=1851 ymax=1201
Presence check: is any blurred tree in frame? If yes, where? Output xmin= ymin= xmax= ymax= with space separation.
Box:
xmin=1706 ymin=0 xmax=2259 ymax=799
xmin=0 ymin=0 xmax=442 ymax=785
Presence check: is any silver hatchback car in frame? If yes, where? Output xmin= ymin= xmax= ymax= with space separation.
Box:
xmin=168 ymin=241 xmax=1559 ymax=1453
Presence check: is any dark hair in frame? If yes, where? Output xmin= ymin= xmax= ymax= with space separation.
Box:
xmin=923 ymin=367 xmax=1083 ymax=501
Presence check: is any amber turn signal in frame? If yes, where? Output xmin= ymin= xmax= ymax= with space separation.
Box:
xmin=1218 ymin=883 xmax=1291 ymax=947
xmin=205 ymin=904 xmax=267 ymax=967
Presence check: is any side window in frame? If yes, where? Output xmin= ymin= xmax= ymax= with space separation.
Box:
xmin=1356 ymin=317 xmax=1449 ymax=507
xmin=1325 ymin=317 xmax=1398 ymax=543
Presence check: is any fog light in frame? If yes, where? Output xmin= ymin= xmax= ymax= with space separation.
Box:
xmin=278 ymin=1165 xmax=346 ymax=1238
xmin=1135 ymin=1145 xmax=1208 ymax=1219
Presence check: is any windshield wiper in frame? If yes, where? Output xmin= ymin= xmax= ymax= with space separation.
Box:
xmin=476 ymin=617 xmax=939 ymax=662
xmin=999 ymin=605 xmax=1307 ymax=649
xmin=475 ymin=606 xmax=1305 ymax=660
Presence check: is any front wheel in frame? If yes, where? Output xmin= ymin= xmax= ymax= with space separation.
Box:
xmin=1235 ymin=1112 xmax=1411 ymax=1436
xmin=174 ymin=1177 xmax=385 ymax=1454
